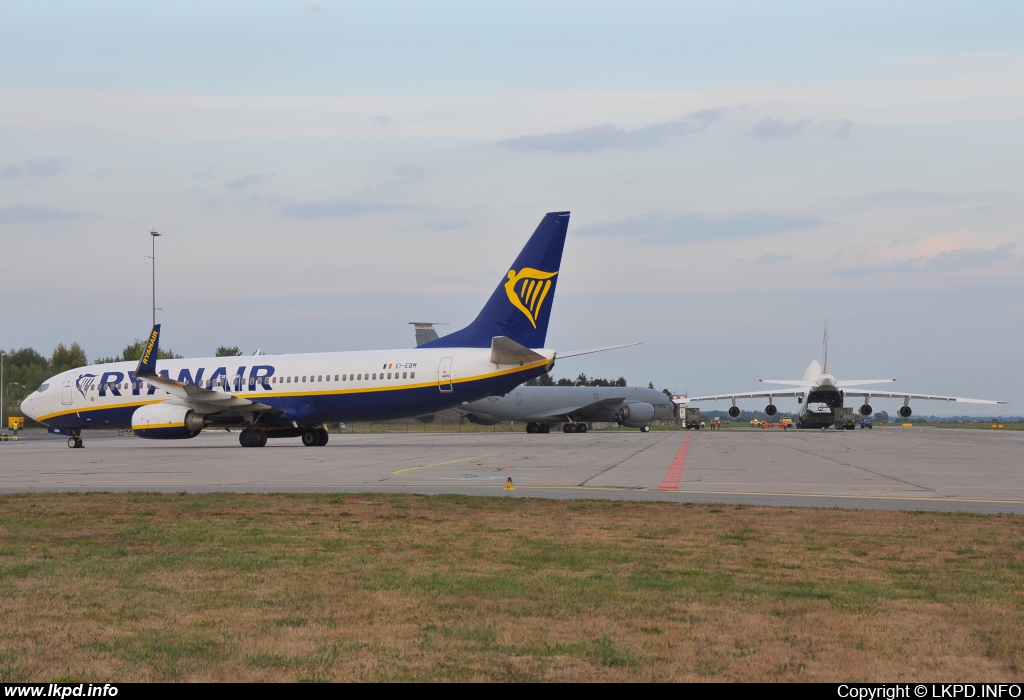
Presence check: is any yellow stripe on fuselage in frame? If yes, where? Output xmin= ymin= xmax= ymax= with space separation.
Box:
xmin=37 ymin=358 xmax=549 ymax=423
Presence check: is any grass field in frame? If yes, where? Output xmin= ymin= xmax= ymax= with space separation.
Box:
xmin=0 ymin=493 xmax=1021 ymax=682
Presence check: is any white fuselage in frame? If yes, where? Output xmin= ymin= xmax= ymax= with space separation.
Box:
xmin=22 ymin=346 xmax=555 ymax=432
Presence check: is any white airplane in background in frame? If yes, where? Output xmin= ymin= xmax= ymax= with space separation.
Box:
xmin=21 ymin=212 xmax=597 ymax=448
xmin=678 ymin=329 xmax=1006 ymax=429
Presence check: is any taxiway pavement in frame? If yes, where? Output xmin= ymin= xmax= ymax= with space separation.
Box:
xmin=0 ymin=428 xmax=1020 ymax=513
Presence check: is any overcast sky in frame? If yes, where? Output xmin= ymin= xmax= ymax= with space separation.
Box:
xmin=1 ymin=1 xmax=1021 ymax=416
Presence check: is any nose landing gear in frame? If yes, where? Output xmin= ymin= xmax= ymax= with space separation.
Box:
xmin=66 ymin=430 xmax=83 ymax=448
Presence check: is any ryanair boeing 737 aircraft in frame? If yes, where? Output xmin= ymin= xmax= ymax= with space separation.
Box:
xmin=21 ymin=212 xmax=571 ymax=448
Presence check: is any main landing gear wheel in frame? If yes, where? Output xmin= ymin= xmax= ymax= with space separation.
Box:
xmin=255 ymin=430 xmax=268 ymax=447
xmin=316 ymin=427 xmax=329 ymax=446
xmin=239 ymin=429 xmax=261 ymax=448
xmin=640 ymin=425 xmax=650 ymax=433
xmin=562 ymin=423 xmax=574 ymax=433
xmin=526 ymin=423 xmax=536 ymax=434
xmin=301 ymin=429 xmax=320 ymax=447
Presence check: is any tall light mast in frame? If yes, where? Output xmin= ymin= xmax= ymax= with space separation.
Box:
xmin=148 ymin=227 xmax=161 ymax=327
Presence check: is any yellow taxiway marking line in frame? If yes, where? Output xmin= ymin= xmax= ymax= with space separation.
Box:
xmin=392 ymin=454 xmax=496 ymax=476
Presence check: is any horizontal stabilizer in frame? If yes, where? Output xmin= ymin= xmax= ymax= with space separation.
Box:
xmin=490 ymin=336 xmax=546 ymax=366
xmin=557 ymin=342 xmax=641 ymax=359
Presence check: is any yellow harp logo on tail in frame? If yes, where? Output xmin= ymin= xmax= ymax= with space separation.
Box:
xmin=504 ymin=268 xmax=558 ymax=329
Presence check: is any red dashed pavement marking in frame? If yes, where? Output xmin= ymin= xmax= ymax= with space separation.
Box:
xmin=659 ymin=436 xmax=691 ymax=491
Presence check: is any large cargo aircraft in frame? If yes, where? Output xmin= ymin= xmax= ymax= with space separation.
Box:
xmin=680 ymin=360 xmax=1006 ymax=429
xmin=21 ymin=212 xmax=572 ymax=448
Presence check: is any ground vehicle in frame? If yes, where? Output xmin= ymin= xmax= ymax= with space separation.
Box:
xmin=684 ymin=406 xmax=702 ymax=430
xmin=835 ymin=407 xmax=857 ymax=430
xmin=860 ymin=418 xmax=873 ymax=429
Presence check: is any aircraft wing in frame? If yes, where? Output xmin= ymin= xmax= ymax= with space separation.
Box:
xmin=135 ymin=324 xmax=280 ymax=414
xmin=685 ymin=389 xmax=806 ymax=402
xmin=834 ymin=379 xmax=897 ymax=387
xmin=561 ymin=396 xmax=629 ymax=419
xmin=841 ymin=390 xmax=1006 ymax=404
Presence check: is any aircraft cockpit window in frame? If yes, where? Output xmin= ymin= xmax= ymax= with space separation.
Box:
xmin=37 ymin=383 xmax=49 ymax=393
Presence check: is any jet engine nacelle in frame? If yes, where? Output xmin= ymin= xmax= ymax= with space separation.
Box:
xmin=859 ymin=404 xmax=873 ymax=417
xmin=765 ymin=404 xmax=777 ymax=417
xmin=728 ymin=406 xmax=741 ymax=419
xmin=898 ymin=406 xmax=912 ymax=418
xmin=131 ymin=404 xmax=210 ymax=439
xmin=462 ymin=412 xmax=500 ymax=426
xmin=617 ymin=402 xmax=655 ymax=428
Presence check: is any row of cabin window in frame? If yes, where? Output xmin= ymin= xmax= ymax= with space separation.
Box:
xmin=262 ymin=371 xmax=416 ymax=385
xmin=93 ymin=371 xmax=417 ymax=392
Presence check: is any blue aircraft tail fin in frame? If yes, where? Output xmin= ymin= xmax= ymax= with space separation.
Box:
xmin=421 ymin=212 xmax=569 ymax=349
xmin=135 ymin=324 xmax=161 ymax=377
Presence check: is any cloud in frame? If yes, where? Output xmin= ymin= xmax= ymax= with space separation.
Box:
xmin=833 ymin=244 xmax=1016 ymax=277
xmin=834 ymin=119 xmax=855 ymax=139
xmin=755 ymin=251 xmax=795 ymax=265
xmin=0 ymin=204 xmax=78 ymax=224
xmin=576 ymin=211 xmax=821 ymax=242
xmin=0 ymin=157 xmax=66 ymax=181
xmin=857 ymin=190 xmax=1013 ymax=206
xmin=226 ymin=173 xmax=272 ymax=189
xmin=750 ymin=116 xmax=811 ymax=139
xmin=924 ymin=243 xmax=1016 ymax=272
xmin=832 ymin=259 xmax=925 ymax=277
xmin=280 ymin=200 xmax=415 ymax=218
xmin=395 ymin=165 xmax=426 ymax=182
xmin=424 ymin=218 xmax=470 ymax=231
xmin=499 ymin=109 xmax=722 ymax=152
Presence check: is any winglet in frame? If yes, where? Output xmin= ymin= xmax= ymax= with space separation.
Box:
xmin=135 ymin=324 xmax=161 ymax=377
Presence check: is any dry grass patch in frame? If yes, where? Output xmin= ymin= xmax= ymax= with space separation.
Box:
xmin=0 ymin=493 xmax=1021 ymax=681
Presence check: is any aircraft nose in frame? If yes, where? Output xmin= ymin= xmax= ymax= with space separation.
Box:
xmin=20 ymin=396 xmax=37 ymax=421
